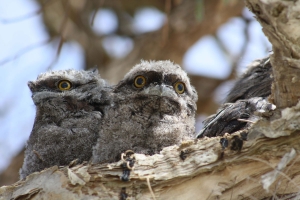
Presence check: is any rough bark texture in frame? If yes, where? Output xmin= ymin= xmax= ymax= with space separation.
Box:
xmin=245 ymin=0 xmax=300 ymax=108
xmin=2 ymin=103 xmax=300 ymax=199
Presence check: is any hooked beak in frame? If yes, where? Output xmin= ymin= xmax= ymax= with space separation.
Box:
xmin=142 ymin=84 xmax=176 ymax=98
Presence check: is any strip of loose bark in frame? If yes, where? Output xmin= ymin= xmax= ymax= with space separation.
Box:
xmin=245 ymin=0 xmax=300 ymax=108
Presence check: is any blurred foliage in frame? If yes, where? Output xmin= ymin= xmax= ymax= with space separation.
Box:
xmin=195 ymin=0 xmax=204 ymax=21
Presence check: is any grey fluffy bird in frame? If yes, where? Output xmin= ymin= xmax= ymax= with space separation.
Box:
xmin=197 ymin=57 xmax=274 ymax=138
xmin=197 ymin=97 xmax=275 ymax=138
xmin=20 ymin=69 xmax=110 ymax=179
xmin=92 ymin=60 xmax=198 ymax=163
xmin=226 ymin=57 xmax=272 ymax=103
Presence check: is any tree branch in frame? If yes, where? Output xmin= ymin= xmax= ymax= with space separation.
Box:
xmin=2 ymin=111 xmax=300 ymax=199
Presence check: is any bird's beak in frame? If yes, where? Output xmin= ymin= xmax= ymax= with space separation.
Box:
xmin=143 ymin=84 xmax=176 ymax=98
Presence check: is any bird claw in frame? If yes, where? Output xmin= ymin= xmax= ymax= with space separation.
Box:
xmin=120 ymin=150 xmax=136 ymax=182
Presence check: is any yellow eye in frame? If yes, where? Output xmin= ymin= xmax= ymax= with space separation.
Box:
xmin=174 ymin=82 xmax=185 ymax=94
xmin=58 ymin=80 xmax=72 ymax=91
xmin=134 ymin=75 xmax=146 ymax=88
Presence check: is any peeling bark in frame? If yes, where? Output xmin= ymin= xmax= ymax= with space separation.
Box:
xmin=245 ymin=0 xmax=300 ymax=108
xmin=2 ymin=102 xmax=300 ymax=199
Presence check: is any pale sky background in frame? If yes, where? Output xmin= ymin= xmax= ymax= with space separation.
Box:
xmin=0 ymin=1 xmax=271 ymax=172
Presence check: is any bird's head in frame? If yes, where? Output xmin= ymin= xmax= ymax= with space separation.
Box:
xmin=114 ymin=60 xmax=198 ymax=114
xmin=28 ymin=69 xmax=109 ymax=106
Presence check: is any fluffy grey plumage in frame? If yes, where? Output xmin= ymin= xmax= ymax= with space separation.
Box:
xmin=226 ymin=57 xmax=272 ymax=103
xmin=197 ymin=97 xmax=275 ymax=138
xmin=92 ymin=60 xmax=198 ymax=163
xmin=20 ymin=69 xmax=110 ymax=179
xmin=197 ymin=57 xmax=274 ymax=138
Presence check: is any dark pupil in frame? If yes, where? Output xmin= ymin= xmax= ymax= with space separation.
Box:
xmin=177 ymin=84 xmax=183 ymax=91
xmin=136 ymin=78 xmax=144 ymax=85
xmin=61 ymin=82 xmax=69 ymax=88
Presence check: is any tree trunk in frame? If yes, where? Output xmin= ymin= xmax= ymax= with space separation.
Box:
xmin=245 ymin=0 xmax=300 ymax=108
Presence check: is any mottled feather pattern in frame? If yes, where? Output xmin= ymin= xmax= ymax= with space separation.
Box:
xmin=21 ymin=61 xmax=198 ymax=178
xmin=197 ymin=57 xmax=275 ymax=138
xmin=226 ymin=57 xmax=272 ymax=103
xmin=20 ymin=69 xmax=110 ymax=179
xmin=92 ymin=60 xmax=198 ymax=163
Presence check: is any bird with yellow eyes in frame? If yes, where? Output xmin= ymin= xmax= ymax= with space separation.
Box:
xmin=92 ymin=60 xmax=198 ymax=163
xmin=20 ymin=69 xmax=110 ymax=179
